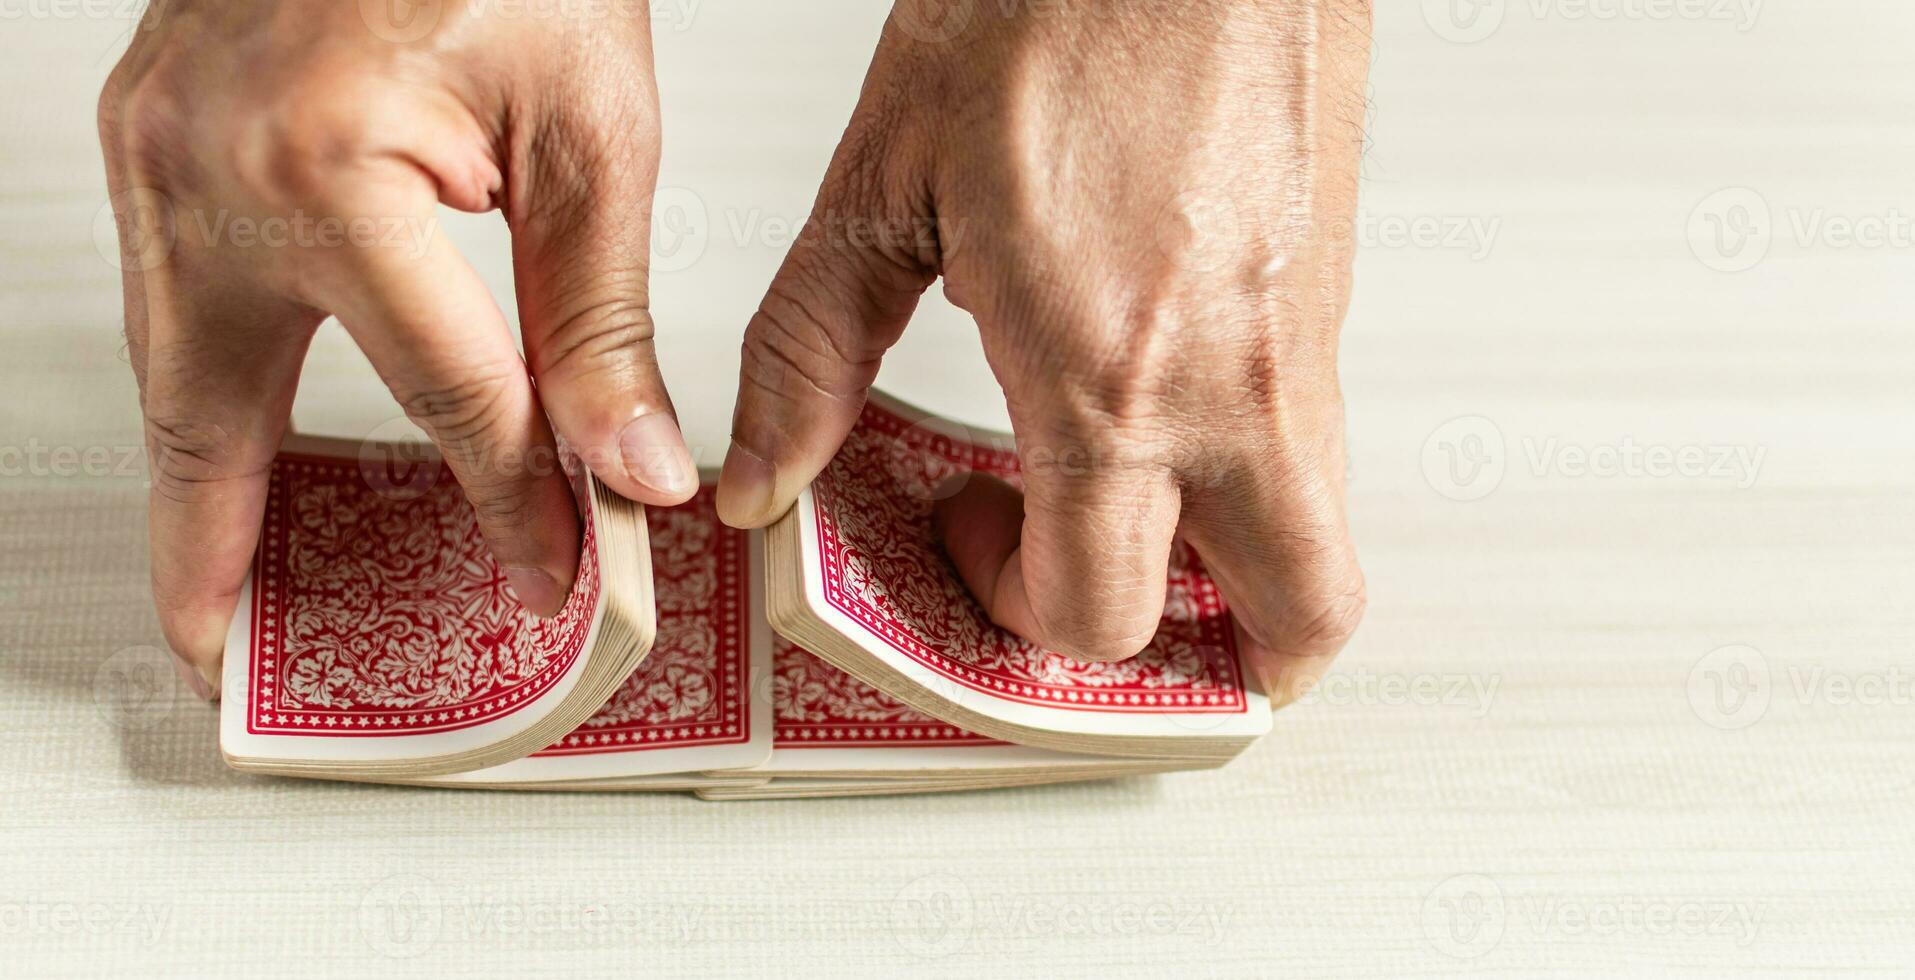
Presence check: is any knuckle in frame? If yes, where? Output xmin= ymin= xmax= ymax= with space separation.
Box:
xmin=145 ymin=415 xmax=267 ymax=501
xmin=1280 ymin=574 xmax=1368 ymax=654
xmin=228 ymin=80 xmax=379 ymax=203
xmin=1052 ymin=631 xmax=1156 ymax=665
xmin=818 ymin=109 xmax=901 ymax=220
xmin=532 ymin=290 xmax=658 ymax=382
xmin=739 ymin=298 xmax=875 ymax=406
xmin=463 ymin=476 xmax=543 ymax=536
xmin=1028 ymin=589 xmax=1158 ymax=664
xmin=1018 ymin=417 xmax=1168 ymax=489
xmin=393 ymin=371 xmax=517 ymax=453
xmin=96 ymin=65 xmax=130 ymax=151
xmin=523 ymin=98 xmax=659 ymax=219
xmin=117 ymin=72 xmax=194 ymax=176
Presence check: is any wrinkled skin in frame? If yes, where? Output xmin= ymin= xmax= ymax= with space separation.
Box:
xmin=718 ymin=0 xmax=1373 ymax=702
xmin=99 ymin=0 xmax=1372 ymax=704
xmin=99 ymin=0 xmax=693 ymax=697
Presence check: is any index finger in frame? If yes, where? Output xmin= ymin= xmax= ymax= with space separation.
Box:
xmin=307 ymin=187 xmax=583 ymax=616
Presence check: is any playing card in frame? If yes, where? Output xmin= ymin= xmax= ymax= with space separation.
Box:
xmin=428 ymin=485 xmax=773 ymax=784
xmin=774 ymin=392 xmax=1271 ymax=748
xmin=757 ymin=638 xmax=1159 ymax=775
xmin=219 ymin=435 xmax=650 ymax=775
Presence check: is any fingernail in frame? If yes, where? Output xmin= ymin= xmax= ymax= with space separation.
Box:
xmin=618 ymin=413 xmax=696 ymax=498
xmin=172 ymin=654 xmax=218 ymax=701
xmin=503 ymin=565 xmax=565 ymax=616
xmin=717 ymin=442 xmax=776 ymax=528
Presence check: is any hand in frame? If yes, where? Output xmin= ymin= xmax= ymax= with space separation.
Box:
xmin=98 ymin=0 xmax=695 ymax=698
xmin=716 ymin=0 xmax=1373 ymax=702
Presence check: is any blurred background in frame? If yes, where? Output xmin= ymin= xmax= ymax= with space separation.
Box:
xmin=4 ymin=0 xmax=1914 ymax=974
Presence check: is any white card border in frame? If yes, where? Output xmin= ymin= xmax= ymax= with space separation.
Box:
xmin=793 ymin=488 xmax=1272 ymax=741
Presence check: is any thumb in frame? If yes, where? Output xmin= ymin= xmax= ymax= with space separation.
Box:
xmin=510 ymin=88 xmax=696 ymax=506
xmin=715 ymin=159 xmax=937 ymax=528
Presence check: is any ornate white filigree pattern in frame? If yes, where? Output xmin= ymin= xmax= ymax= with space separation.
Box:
xmin=811 ymin=401 xmax=1250 ymax=714
xmin=247 ymin=453 xmax=601 ymax=737
xmin=772 ymin=639 xmax=997 ymax=747
xmin=535 ymin=488 xmax=750 ymax=756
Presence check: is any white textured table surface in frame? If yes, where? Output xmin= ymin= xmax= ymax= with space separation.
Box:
xmin=5 ymin=2 xmax=1915 ymax=975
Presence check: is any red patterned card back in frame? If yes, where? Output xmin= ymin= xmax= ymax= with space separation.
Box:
xmin=772 ymin=638 xmax=998 ymax=748
xmin=533 ymin=487 xmax=752 ymax=756
xmin=246 ymin=450 xmax=600 ymax=737
xmin=808 ymin=398 xmax=1251 ymax=715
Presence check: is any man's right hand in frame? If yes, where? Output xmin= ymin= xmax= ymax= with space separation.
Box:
xmin=97 ymin=0 xmax=695 ymax=699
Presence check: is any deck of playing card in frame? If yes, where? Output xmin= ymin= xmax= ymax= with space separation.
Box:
xmin=218 ymin=391 xmax=1269 ymax=796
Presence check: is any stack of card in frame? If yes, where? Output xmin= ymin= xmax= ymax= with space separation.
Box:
xmin=219 ymin=392 xmax=1271 ymax=797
